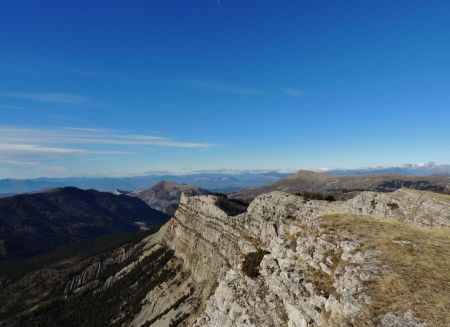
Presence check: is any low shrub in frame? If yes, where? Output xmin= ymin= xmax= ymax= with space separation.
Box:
xmin=387 ymin=202 xmax=399 ymax=210
xmin=295 ymin=191 xmax=336 ymax=202
xmin=215 ymin=196 xmax=249 ymax=216
xmin=242 ymin=249 xmax=269 ymax=278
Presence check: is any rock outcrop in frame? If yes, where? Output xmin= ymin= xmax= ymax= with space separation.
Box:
xmin=64 ymin=244 xmax=138 ymax=293
xmin=342 ymin=188 xmax=450 ymax=229
xmin=135 ymin=188 xmax=450 ymax=326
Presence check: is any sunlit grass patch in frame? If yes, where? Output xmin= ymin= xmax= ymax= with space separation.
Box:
xmin=317 ymin=214 xmax=450 ymax=326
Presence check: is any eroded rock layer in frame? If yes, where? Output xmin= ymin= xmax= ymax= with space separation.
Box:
xmin=142 ymin=188 xmax=449 ymax=326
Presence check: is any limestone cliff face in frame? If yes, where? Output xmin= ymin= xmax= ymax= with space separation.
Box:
xmin=131 ymin=188 xmax=449 ymax=326
xmin=131 ymin=194 xmax=250 ymax=327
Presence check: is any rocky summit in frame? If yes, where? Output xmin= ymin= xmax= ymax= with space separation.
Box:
xmin=2 ymin=188 xmax=449 ymax=327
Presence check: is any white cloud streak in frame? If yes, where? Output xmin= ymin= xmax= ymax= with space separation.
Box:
xmin=282 ymin=88 xmax=306 ymax=97
xmin=0 ymin=144 xmax=86 ymax=155
xmin=0 ymin=126 xmax=211 ymax=174
xmin=0 ymin=126 xmax=211 ymax=149
xmin=0 ymin=104 xmax=30 ymax=111
xmin=0 ymin=92 xmax=105 ymax=107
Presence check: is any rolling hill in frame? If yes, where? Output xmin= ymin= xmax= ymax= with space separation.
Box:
xmin=132 ymin=181 xmax=211 ymax=215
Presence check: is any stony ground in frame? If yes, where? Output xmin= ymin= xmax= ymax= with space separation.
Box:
xmin=156 ymin=189 xmax=450 ymax=326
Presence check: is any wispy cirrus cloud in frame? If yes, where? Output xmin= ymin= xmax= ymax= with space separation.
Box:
xmin=0 ymin=126 xmax=211 ymax=152
xmin=282 ymin=88 xmax=306 ymax=97
xmin=183 ymin=80 xmax=266 ymax=96
xmin=0 ymin=144 xmax=88 ymax=172
xmin=0 ymin=159 xmax=41 ymax=167
xmin=0 ymin=144 xmax=129 ymax=158
xmin=0 ymin=144 xmax=86 ymax=156
xmin=0 ymin=104 xmax=31 ymax=111
xmin=0 ymin=126 xmax=212 ymax=175
xmin=49 ymin=114 xmax=79 ymax=121
xmin=0 ymin=92 xmax=106 ymax=107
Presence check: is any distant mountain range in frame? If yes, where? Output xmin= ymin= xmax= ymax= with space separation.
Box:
xmin=0 ymin=171 xmax=290 ymax=195
xmin=0 ymin=187 xmax=169 ymax=260
xmin=324 ymin=162 xmax=450 ymax=176
xmin=2 ymin=164 xmax=450 ymax=196
xmin=231 ymin=170 xmax=450 ymax=200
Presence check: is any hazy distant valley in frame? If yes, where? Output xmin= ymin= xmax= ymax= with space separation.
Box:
xmin=0 ymin=171 xmax=291 ymax=195
xmin=2 ymin=163 xmax=450 ymax=196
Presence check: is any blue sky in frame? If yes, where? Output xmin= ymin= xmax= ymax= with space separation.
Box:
xmin=1 ymin=0 xmax=450 ymax=178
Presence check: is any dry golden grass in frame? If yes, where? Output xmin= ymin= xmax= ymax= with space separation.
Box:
xmin=318 ymin=214 xmax=450 ymax=326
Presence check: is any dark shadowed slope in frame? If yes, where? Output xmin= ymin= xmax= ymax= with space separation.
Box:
xmin=0 ymin=229 xmax=177 ymax=327
xmin=0 ymin=187 xmax=169 ymax=260
xmin=133 ymin=180 xmax=212 ymax=215
xmin=231 ymin=170 xmax=450 ymax=201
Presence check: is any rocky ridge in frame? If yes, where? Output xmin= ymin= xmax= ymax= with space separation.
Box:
xmin=135 ymin=188 xmax=450 ymax=326
xmin=231 ymin=170 xmax=450 ymax=201
xmin=3 ymin=188 xmax=448 ymax=326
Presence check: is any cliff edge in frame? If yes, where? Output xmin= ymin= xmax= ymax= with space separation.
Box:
xmin=134 ymin=188 xmax=450 ymax=326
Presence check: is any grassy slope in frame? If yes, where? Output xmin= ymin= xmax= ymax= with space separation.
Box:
xmin=319 ymin=214 xmax=450 ymax=326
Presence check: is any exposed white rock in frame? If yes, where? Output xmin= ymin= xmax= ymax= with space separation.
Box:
xmin=379 ymin=310 xmax=427 ymax=327
xmin=129 ymin=188 xmax=449 ymax=326
xmin=342 ymin=188 xmax=450 ymax=229
xmin=64 ymin=244 xmax=139 ymax=294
